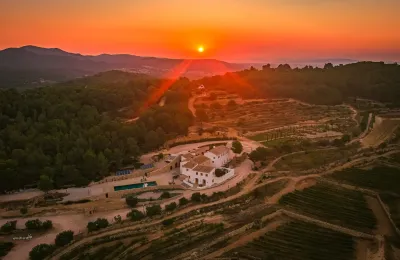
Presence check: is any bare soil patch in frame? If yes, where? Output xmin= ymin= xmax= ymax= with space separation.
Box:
xmin=365 ymin=195 xmax=395 ymax=237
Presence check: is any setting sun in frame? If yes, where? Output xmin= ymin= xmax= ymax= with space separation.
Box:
xmin=197 ymin=46 xmax=204 ymax=53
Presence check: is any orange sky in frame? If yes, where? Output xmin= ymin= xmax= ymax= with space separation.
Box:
xmin=1 ymin=0 xmax=399 ymax=62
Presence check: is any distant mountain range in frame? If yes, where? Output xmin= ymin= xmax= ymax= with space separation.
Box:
xmin=0 ymin=46 xmax=250 ymax=88
xmin=0 ymin=45 xmax=362 ymax=88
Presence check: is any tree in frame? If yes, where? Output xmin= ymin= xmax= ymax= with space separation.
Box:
xmin=165 ymin=202 xmax=177 ymax=211
xmin=179 ymin=197 xmax=189 ymax=206
xmin=55 ymin=230 xmax=74 ymax=247
xmin=341 ymin=134 xmax=351 ymax=143
xmin=25 ymin=219 xmax=42 ymax=230
xmin=262 ymin=64 xmax=271 ymax=70
xmin=29 ymin=244 xmax=55 ymax=260
xmin=42 ymin=220 xmax=53 ymax=230
xmin=231 ymin=140 xmax=243 ymax=154
xmin=38 ymin=174 xmax=53 ymax=193
xmin=324 ymin=63 xmax=334 ymax=69
xmin=162 ymin=218 xmax=175 ymax=226
xmin=125 ymin=195 xmax=139 ymax=208
xmin=227 ymin=100 xmax=237 ymax=108
xmin=127 ymin=209 xmax=145 ymax=221
xmin=196 ymin=108 xmax=208 ymax=122
xmin=0 ymin=242 xmax=14 ymax=258
xmin=114 ymin=215 xmax=122 ymax=223
xmin=146 ymin=205 xmax=162 ymax=217
xmin=159 ymin=191 xmax=171 ymax=199
xmin=1 ymin=221 xmax=17 ymax=233
xmin=210 ymin=102 xmax=222 ymax=110
xmin=191 ymin=192 xmax=202 ymax=202
xmin=20 ymin=207 xmax=28 ymax=215
xmin=87 ymin=218 xmax=109 ymax=232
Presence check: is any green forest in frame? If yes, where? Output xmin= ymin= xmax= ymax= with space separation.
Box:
xmin=1 ymin=62 xmax=400 ymax=192
xmin=197 ymin=62 xmax=400 ymax=105
xmin=0 ymin=71 xmax=193 ymax=191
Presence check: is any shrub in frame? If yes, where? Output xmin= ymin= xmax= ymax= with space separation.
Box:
xmin=0 ymin=242 xmax=14 ymax=257
xmin=1 ymin=220 xmax=17 ymax=233
xmin=232 ymin=140 xmax=243 ymax=154
xmin=179 ymin=197 xmax=189 ymax=206
xmin=114 ymin=215 xmax=122 ymax=223
xmin=165 ymin=202 xmax=177 ymax=212
xmin=159 ymin=191 xmax=171 ymax=199
xmin=146 ymin=205 xmax=162 ymax=217
xmin=127 ymin=209 xmax=145 ymax=221
xmin=215 ymin=168 xmax=228 ymax=177
xmin=191 ymin=192 xmax=202 ymax=202
xmin=24 ymin=219 xmax=52 ymax=231
xmin=227 ymin=100 xmax=237 ymax=108
xmin=125 ymin=195 xmax=139 ymax=208
xmin=42 ymin=220 xmax=53 ymax=230
xmin=25 ymin=219 xmax=42 ymax=230
xmin=162 ymin=218 xmax=175 ymax=226
xmin=87 ymin=218 xmax=109 ymax=232
xmin=55 ymin=230 xmax=74 ymax=247
xmin=20 ymin=207 xmax=28 ymax=215
xmin=29 ymin=244 xmax=55 ymax=260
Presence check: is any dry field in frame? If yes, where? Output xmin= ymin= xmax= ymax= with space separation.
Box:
xmin=195 ymin=94 xmax=355 ymax=136
xmin=361 ymin=116 xmax=400 ymax=147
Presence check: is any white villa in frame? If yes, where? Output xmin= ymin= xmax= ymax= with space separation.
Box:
xmin=180 ymin=145 xmax=234 ymax=188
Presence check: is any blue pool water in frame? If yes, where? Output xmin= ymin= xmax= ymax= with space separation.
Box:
xmin=114 ymin=181 xmax=157 ymax=191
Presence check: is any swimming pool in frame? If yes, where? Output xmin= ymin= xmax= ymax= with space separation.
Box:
xmin=114 ymin=181 xmax=157 ymax=191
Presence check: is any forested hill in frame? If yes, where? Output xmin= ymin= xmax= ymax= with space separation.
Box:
xmin=0 ymin=71 xmax=193 ymax=191
xmin=197 ymin=62 xmax=400 ymax=105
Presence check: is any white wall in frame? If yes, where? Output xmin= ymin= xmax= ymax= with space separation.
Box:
xmin=204 ymin=151 xmax=230 ymax=168
xmin=185 ymin=168 xmax=216 ymax=187
xmin=213 ymin=168 xmax=235 ymax=184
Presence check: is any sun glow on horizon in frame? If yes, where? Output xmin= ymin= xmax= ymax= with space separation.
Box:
xmin=197 ymin=46 xmax=204 ymax=53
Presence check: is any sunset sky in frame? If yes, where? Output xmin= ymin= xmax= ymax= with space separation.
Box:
xmin=1 ymin=0 xmax=399 ymax=62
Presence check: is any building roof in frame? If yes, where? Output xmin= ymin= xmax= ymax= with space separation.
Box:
xmin=193 ymin=165 xmax=215 ymax=173
xmin=182 ymin=161 xmax=197 ymax=169
xmin=192 ymin=155 xmax=210 ymax=165
xmin=181 ymin=153 xmax=194 ymax=161
xmin=208 ymin=145 xmax=230 ymax=156
xmin=192 ymin=146 xmax=209 ymax=155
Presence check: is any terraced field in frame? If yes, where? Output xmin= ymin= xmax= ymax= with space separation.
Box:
xmin=199 ymin=99 xmax=354 ymax=133
xmin=223 ymin=221 xmax=356 ymax=260
xmin=329 ymin=166 xmax=400 ymax=194
xmin=279 ymin=182 xmax=377 ymax=232
xmin=274 ymin=148 xmax=353 ymax=171
xmin=361 ymin=117 xmax=400 ymax=147
xmin=380 ymin=193 xmax=400 ymax=231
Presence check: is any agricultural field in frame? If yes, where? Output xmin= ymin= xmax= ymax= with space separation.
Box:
xmin=279 ymin=182 xmax=377 ymax=232
xmin=125 ymin=222 xmax=225 ymax=260
xmin=196 ymin=95 xmax=355 ymax=134
xmin=328 ymin=166 xmax=400 ymax=194
xmin=223 ymin=221 xmax=356 ymax=260
xmin=361 ymin=116 xmax=400 ymax=147
xmin=380 ymin=193 xmax=400 ymax=231
xmin=274 ymin=148 xmax=354 ymax=171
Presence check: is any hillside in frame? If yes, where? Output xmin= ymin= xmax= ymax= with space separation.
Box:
xmin=196 ymin=62 xmax=400 ymax=106
xmin=0 ymin=46 xmax=247 ymax=88
xmin=0 ymin=71 xmax=193 ymax=191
